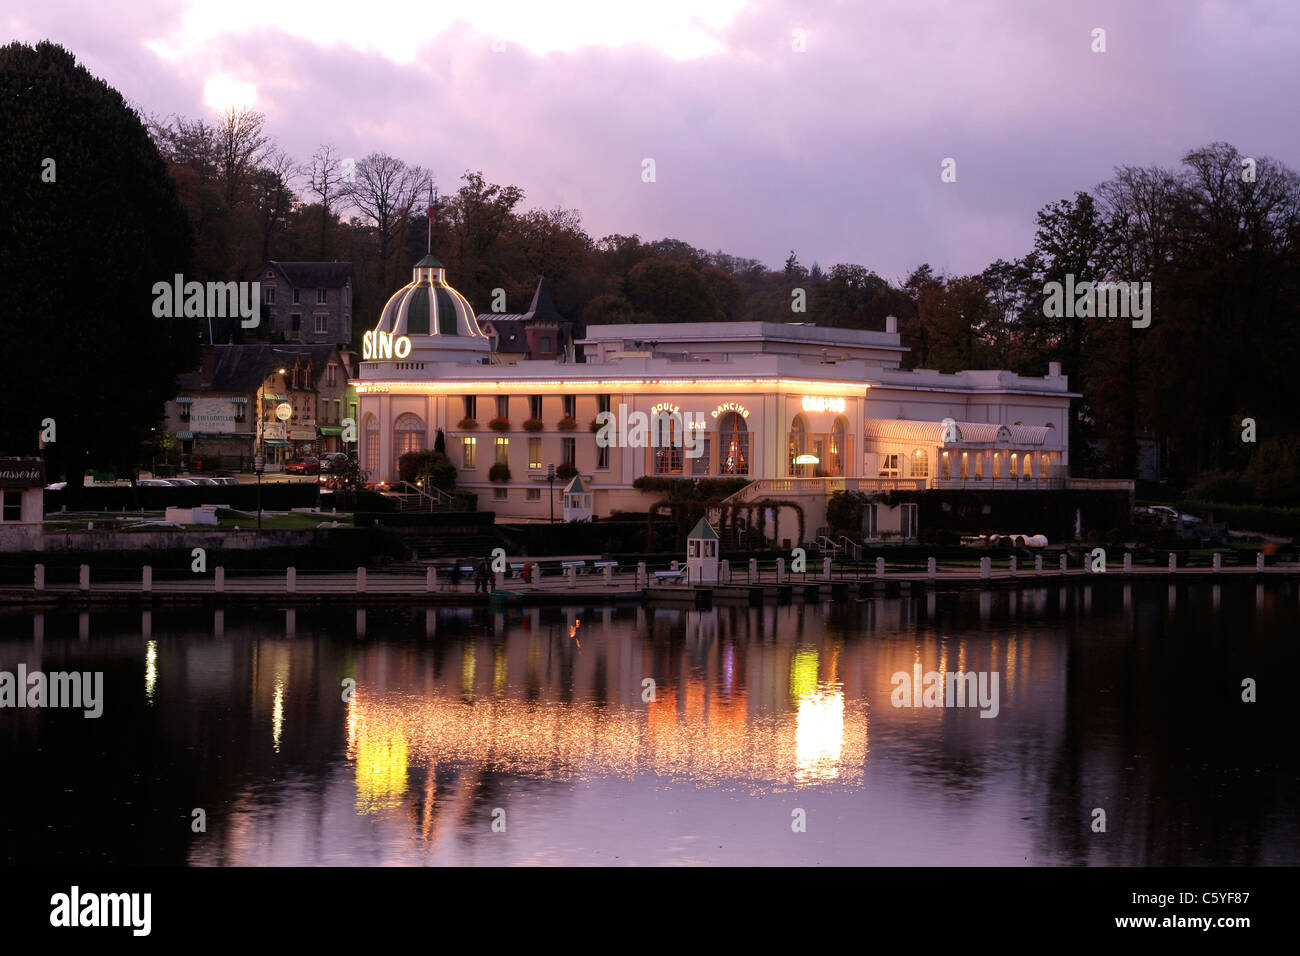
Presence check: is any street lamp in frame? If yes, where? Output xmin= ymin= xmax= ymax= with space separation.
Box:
xmin=546 ymin=463 xmax=556 ymax=524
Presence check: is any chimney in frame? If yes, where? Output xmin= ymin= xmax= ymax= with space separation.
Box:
xmin=885 ymin=315 xmax=898 ymax=334
xmin=200 ymin=345 xmax=217 ymax=385
xmin=1048 ymin=361 xmax=1062 ymax=377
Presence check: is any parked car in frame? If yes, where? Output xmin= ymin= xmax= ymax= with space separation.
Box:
xmin=166 ymin=478 xmax=198 ymax=486
xmin=189 ymin=476 xmax=219 ymax=486
xmin=136 ymin=479 xmax=172 ymax=487
xmin=285 ymin=458 xmax=320 ymax=475
xmin=209 ymin=476 xmax=237 ymax=486
xmin=1148 ymin=505 xmax=1201 ymax=526
xmin=45 ymin=481 xmax=67 ymax=490
xmin=319 ymin=452 xmax=349 ymax=472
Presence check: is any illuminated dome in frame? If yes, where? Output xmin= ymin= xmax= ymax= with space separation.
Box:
xmin=371 ymin=255 xmax=489 ymax=360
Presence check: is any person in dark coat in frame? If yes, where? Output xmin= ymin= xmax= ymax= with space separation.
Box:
xmin=449 ymin=561 xmax=462 ymax=590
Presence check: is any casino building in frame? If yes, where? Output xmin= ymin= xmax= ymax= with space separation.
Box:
xmin=355 ymin=256 xmax=1076 ymax=537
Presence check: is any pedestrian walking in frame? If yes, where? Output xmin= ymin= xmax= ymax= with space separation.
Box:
xmin=449 ymin=561 xmax=462 ymax=590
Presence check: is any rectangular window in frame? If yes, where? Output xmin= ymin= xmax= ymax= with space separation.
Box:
xmin=654 ymin=444 xmax=683 ymax=475
xmin=317 ymin=288 xmax=328 ymax=305
xmin=691 ymin=436 xmax=711 ymax=475
xmin=264 ymin=286 xmax=276 ymax=304
xmin=865 ymin=504 xmax=879 ymax=539
xmin=562 ymin=395 xmax=576 ymax=420
xmin=493 ymin=488 xmax=508 ymax=501
xmin=462 ymin=437 xmax=477 ymax=469
xmin=326 ymin=364 xmax=337 ymax=387
xmin=940 ymin=452 xmax=951 ymax=480
xmin=878 ymin=453 xmax=900 ymax=478
xmin=901 ymin=503 xmax=919 ymax=539
xmin=526 ymin=488 xmax=541 ymax=501
xmin=292 ymin=288 xmax=301 ymax=304
xmin=596 ymin=394 xmax=610 ymax=415
xmin=529 ymin=437 xmax=542 ymax=469
xmin=178 ymin=403 xmax=190 ymax=422
xmin=495 ymin=436 xmax=509 ymax=465
xmin=597 ymin=440 xmax=610 ymax=470
xmin=496 ymin=395 xmax=509 ymax=420
xmin=233 ymin=403 xmax=246 ymax=424
xmin=314 ymin=315 xmax=328 ymax=334
xmin=562 ymin=437 xmax=575 ymax=467
xmin=529 ymin=395 xmax=542 ymax=419
xmin=463 ymin=396 xmax=477 ymax=420
xmin=910 ymin=450 xmax=929 ymax=478
xmin=291 ymin=314 xmax=301 ymax=331
xmin=2 ymin=490 xmax=21 ymax=522
xmin=540 ymin=336 xmax=551 ymax=353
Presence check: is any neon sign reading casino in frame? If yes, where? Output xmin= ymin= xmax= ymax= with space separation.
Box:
xmin=801 ymin=396 xmax=846 ymax=414
xmin=362 ymin=330 xmax=412 ymax=360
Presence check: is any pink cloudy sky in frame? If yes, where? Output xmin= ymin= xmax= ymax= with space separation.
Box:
xmin=7 ymin=0 xmax=1298 ymax=278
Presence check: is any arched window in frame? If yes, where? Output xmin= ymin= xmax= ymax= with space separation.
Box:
xmin=788 ymin=414 xmax=807 ymax=476
xmin=909 ymin=448 xmax=928 ymax=478
xmin=363 ymin=414 xmax=379 ymax=474
xmin=1040 ymin=453 xmax=1051 ymax=480
xmin=940 ymin=450 xmax=952 ymax=480
xmin=393 ymin=413 xmax=425 ymax=471
xmin=718 ymin=411 xmax=749 ymax=475
xmin=830 ymin=416 xmax=847 ymax=476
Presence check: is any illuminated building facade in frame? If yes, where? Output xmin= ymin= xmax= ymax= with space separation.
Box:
xmin=356 ymin=258 xmax=1075 ymax=530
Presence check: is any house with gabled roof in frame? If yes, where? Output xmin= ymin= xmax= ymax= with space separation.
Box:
xmin=255 ymin=260 xmax=354 ymax=346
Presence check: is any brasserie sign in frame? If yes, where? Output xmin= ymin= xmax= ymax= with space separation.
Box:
xmin=0 ymin=458 xmax=45 ymax=488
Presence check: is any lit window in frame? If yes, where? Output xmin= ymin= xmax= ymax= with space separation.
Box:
xmin=462 ymin=437 xmax=477 ymax=469
xmin=529 ymin=438 xmax=542 ymax=469
xmin=878 ymin=454 xmax=900 ymax=478
xmin=910 ymin=449 xmax=928 ymax=478
xmin=495 ymin=436 xmax=509 ymax=465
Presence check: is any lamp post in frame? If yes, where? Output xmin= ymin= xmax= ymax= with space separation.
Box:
xmin=546 ymin=463 xmax=556 ymax=524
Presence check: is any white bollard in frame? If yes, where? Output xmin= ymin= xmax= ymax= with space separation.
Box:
xmin=1168 ymin=552 xmax=1177 ymax=572
xmin=776 ymin=558 xmax=786 ymax=583
xmin=215 ymin=567 xmax=225 ymax=592
xmin=1256 ymin=552 xmax=1265 ymax=572
xmin=749 ymin=558 xmax=758 ymax=582
xmin=286 ymin=567 xmax=296 ymax=593
xmin=1009 ymin=556 xmax=1017 ymax=577
xmin=1212 ymin=552 xmax=1221 ymax=572
xmin=671 ymin=560 xmax=679 ymax=571
xmin=720 ymin=559 xmax=730 ymax=584
xmin=356 ymin=567 xmax=366 ymax=592
xmin=566 ymin=565 xmax=576 ymax=587
xmin=980 ymin=556 xmax=991 ymax=579
xmin=927 ymin=557 xmax=936 ymax=580
xmin=604 ymin=564 xmax=613 ymax=585
xmin=1059 ymin=554 xmax=1068 ymax=573
xmin=637 ymin=561 xmax=646 ymax=587
xmin=79 ymin=565 xmax=90 ymax=592
xmin=496 ymin=569 xmax=506 ymax=590
xmin=142 ymin=566 xmax=152 ymax=592
xmin=1124 ymin=553 xmax=1133 ymax=574
xmin=427 ymin=566 xmax=437 ymax=592
xmin=682 ymin=566 xmax=691 ymax=586
xmin=1035 ymin=554 xmax=1043 ymax=576
xmin=823 ymin=557 xmax=832 ymax=581
xmin=34 ymin=564 xmax=44 ymax=591
xmin=876 ymin=557 xmax=885 ymax=578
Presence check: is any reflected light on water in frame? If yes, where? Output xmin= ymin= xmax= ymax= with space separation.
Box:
xmin=271 ymin=677 xmax=285 ymax=753
xmin=144 ymin=640 xmax=157 ymax=704
xmin=794 ymin=684 xmax=846 ymax=782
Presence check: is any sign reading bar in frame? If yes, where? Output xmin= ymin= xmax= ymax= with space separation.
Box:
xmin=0 ymin=458 xmax=45 ymax=488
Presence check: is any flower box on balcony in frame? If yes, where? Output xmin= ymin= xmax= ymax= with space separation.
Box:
xmin=488 ymin=417 xmax=511 ymax=432
xmin=523 ymin=417 xmax=544 ymax=432
xmin=557 ymin=417 xmax=577 ymax=431
xmin=457 ymin=418 xmax=478 ymax=430
xmin=489 ymin=463 xmax=511 ymax=482
xmin=555 ymin=463 xmax=578 ymax=481
xmin=589 ymin=418 xmax=602 ymax=433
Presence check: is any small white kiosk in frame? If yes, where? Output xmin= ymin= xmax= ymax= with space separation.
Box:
xmin=562 ymin=474 xmax=593 ymax=522
xmin=686 ymin=517 xmax=719 ymax=584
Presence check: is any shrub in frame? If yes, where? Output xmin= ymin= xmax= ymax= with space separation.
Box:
xmin=1188 ymin=470 xmax=1255 ymax=504
xmin=556 ymin=463 xmax=578 ymax=480
xmin=489 ymin=463 xmax=511 ymax=482
xmin=488 ymin=417 xmax=511 ymax=432
xmin=589 ymin=418 xmax=602 ymax=433
xmin=457 ymin=417 xmax=478 ymax=430
xmin=523 ymin=418 xmax=544 ymax=432
xmin=557 ymin=417 xmax=577 ymax=431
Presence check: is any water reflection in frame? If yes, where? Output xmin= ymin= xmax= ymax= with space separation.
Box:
xmin=0 ymin=582 xmax=1296 ymax=866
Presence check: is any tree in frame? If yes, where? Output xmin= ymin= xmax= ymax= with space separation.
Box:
xmin=216 ymin=107 xmax=271 ymax=208
xmin=306 ymin=143 xmax=346 ymax=257
xmin=0 ymin=41 xmax=200 ymax=501
xmin=625 ymin=258 xmax=725 ymax=324
xmin=344 ymin=152 xmax=431 ymax=288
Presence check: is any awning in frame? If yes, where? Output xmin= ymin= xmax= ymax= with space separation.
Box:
xmin=318 ymin=426 xmax=344 ymax=436
xmin=175 ymin=431 xmax=194 ymax=439
xmin=263 ymin=393 xmax=288 ymax=402
xmin=176 ymin=397 xmax=194 ymax=404
xmin=231 ymin=396 xmax=248 ymax=404
xmin=263 ymin=440 xmax=291 ymax=447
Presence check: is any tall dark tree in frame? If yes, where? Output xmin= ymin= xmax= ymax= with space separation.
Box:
xmin=0 ymin=41 xmax=200 ymax=499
